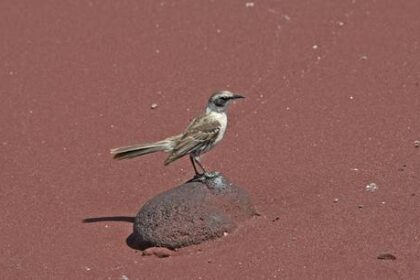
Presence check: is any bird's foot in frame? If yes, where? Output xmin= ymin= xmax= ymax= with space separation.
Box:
xmin=203 ymin=171 xmax=220 ymax=179
xmin=190 ymin=171 xmax=220 ymax=182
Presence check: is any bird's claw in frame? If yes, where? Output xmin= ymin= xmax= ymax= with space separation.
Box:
xmin=191 ymin=171 xmax=220 ymax=182
xmin=203 ymin=171 xmax=220 ymax=178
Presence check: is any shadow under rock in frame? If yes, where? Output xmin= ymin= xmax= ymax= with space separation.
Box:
xmin=82 ymin=216 xmax=153 ymax=250
xmin=82 ymin=216 xmax=135 ymax=223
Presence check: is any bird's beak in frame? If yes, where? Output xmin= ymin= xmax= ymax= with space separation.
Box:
xmin=230 ymin=94 xmax=245 ymax=99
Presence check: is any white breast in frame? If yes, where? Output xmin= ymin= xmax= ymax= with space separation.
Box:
xmin=210 ymin=112 xmax=227 ymax=144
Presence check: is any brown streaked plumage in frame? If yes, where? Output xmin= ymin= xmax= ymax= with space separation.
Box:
xmin=110 ymin=90 xmax=244 ymax=176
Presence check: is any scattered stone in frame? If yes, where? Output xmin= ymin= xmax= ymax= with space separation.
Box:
xmin=377 ymin=253 xmax=396 ymax=260
xmin=245 ymin=2 xmax=254 ymax=7
xmin=142 ymin=247 xmax=174 ymax=258
xmin=283 ymin=14 xmax=291 ymax=21
xmin=121 ymin=275 xmax=129 ymax=280
xmin=333 ymin=198 xmax=339 ymax=203
xmin=150 ymin=103 xmax=158 ymax=109
xmin=82 ymin=266 xmax=91 ymax=271
xmin=366 ymin=183 xmax=378 ymax=192
xmin=272 ymin=216 xmax=280 ymax=222
xmin=131 ymin=173 xmax=256 ymax=249
xmin=358 ymin=205 xmax=364 ymax=209
xmin=414 ymin=140 xmax=420 ymax=148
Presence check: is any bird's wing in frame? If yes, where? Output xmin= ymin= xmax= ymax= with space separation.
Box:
xmin=164 ymin=114 xmax=221 ymax=165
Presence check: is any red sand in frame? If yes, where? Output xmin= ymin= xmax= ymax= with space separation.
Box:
xmin=1 ymin=1 xmax=419 ymax=279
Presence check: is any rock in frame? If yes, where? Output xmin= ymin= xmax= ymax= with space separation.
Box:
xmin=130 ymin=173 xmax=256 ymax=249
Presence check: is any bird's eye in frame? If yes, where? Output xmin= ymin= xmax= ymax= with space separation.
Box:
xmin=214 ymin=97 xmax=227 ymax=107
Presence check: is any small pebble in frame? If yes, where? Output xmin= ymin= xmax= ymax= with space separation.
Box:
xmin=366 ymin=183 xmax=378 ymax=192
xmin=377 ymin=253 xmax=396 ymax=260
xmin=151 ymin=103 xmax=158 ymax=109
xmin=142 ymin=247 xmax=174 ymax=258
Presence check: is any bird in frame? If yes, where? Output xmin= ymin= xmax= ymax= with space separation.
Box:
xmin=110 ymin=90 xmax=245 ymax=177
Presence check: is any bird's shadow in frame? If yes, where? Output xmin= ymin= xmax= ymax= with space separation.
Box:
xmin=82 ymin=216 xmax=152 ymax=250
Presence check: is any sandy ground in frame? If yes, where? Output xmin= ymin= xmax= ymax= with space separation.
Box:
xmin=1 ymin=0 xmax=419 ymax=279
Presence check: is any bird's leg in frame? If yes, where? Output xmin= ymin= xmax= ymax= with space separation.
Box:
xmin=194 ymin=157 xmax=220 ymax=178
xmin=194 ymin=156 xmax=207 ymax=173
xmin=194 ymin=156 xmax=218 ymax=178
xmin=189 ymin=155 xmax=201 ymax=176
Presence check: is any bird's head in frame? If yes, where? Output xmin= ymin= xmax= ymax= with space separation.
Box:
xmin=207 ymin=90 xmax=245 ymax=113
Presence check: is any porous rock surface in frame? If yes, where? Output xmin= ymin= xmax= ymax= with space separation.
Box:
xmin=131 ymin=173 xmax=256 ymax=249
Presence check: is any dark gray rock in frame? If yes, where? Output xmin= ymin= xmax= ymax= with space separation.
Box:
xmin=130 ymin=173 xmax=256 ymax=249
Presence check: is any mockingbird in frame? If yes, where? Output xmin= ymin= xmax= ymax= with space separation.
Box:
xmin=110 ymin=90 xmax=244 ymax=177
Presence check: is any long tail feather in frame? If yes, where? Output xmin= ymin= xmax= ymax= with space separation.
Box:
xmin=111 ymin=134 xmax=182 ymax=160
xmin=110 ymin=141 xmax=169 ymax=160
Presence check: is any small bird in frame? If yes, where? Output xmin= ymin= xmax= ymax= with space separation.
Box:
xmin=110 ymin=90 xmax=244 ymax=177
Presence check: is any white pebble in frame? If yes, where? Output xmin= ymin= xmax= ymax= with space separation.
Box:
xmin=366 ymin=182 xmax=378 ymax=192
